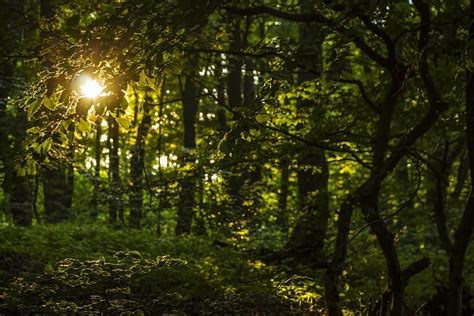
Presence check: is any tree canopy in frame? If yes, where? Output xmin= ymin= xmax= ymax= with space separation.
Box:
xmin=0 ymin=0 xmax=474 ymax=314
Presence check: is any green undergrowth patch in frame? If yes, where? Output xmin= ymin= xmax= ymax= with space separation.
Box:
xmin=0 ymin=224 xmax=321 ymax=314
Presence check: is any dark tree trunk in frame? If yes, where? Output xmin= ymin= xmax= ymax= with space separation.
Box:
xmin=129 ymin=92 xmax=152 ymax=229
xmin=156 ymin=79 xmax=166 ymax=235
xmin=447 ymin=1 xmax=474 ymax=313
xmin=7 ymin=170 xmax=33 ymax=226
xmin=43 ymin=165 xmax=73 ymax=223
xmin=427 ymin=139 xmax=463 ymax=255
xmin=108 ymin=111 xmax=123 ymax=225
xmin=215 ymin=62 xmax=228 ymax=132
xmin=176 ymin=74 xmax=199 ymax=235
xmin=277 ymin=159 xmax=290 ymax=231
xmin=194 ymin=166 xmax=207 ymax=235
xmin=0 ymin=58 xmax=33 ymax=226
xmin=91 ymin=116 xmax=102 ymax=219
xmin=324 ymin=194 xmax=356 ymax=315
xmin=286 ymin=0 xmax=329 ymax=264
xmin=40 ymin=0 xmax=74 ymax=224
xmin=225 ymin=13 xmax=245 ymax=217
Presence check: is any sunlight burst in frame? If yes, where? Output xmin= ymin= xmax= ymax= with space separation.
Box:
xmin=80 ymin=79 xmax=104 ymax=99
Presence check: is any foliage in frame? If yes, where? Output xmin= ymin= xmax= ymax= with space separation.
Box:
xmin=1 ymin=0 xmax=474 ymax=314
xmin=0 ymin=224 xmax=316 ymax=314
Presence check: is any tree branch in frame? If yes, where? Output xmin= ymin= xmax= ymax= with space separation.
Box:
xmin=224 ymin=5 xmax=329 ymax=23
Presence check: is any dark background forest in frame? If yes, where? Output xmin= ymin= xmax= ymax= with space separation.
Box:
xmin=0 ymin=0 xmax=473 ymax=314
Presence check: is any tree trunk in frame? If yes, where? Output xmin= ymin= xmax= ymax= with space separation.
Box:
xmin=40 ymin=0 xmax=74 ymax=224
xmin=447 ymin=2 xmax=474 ymax=313
xmin=225 ymin=13 xmax=245 ymax=218
xmin=43 ymin=165 xmax=72 ymax=223
xmin=277 ymin=159 xmax=290 ymax=231
xmin=176 ymin=73 xmax=199 ymax=235
xmin=0 ymin=57 xmax=33 ymax=226
xmin=129 ymin=92 xmax=152 ymax=229
xmin=215 ymin=62 xmax=228 ymax=132
xmin=286 ymin=0 xmax=329 ymax=264
xmin=91 ymin=116 xmax=102 ymax=218
xmin=108 ymin=110 xmax=123 ymax=225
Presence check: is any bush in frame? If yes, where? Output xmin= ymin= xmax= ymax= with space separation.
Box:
xmin=1 ymin=251 xmax=216 ymax=314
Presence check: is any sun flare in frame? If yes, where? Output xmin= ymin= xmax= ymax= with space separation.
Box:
xmin=80 ymin=79 xmax=104 ymax=99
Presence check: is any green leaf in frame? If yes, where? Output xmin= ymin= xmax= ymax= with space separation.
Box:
xmin=16 ymin=167 xmax=27 ymax=177
xmin=249 ymin=129 xmax=260 ymax=136
xmin=27 ymin=98 xmax=43 ymax=118
xmin=77 ymin=119 xmax=91 ymax=132
xmin=44 ymin=264 xmax=55 ymax=274
xmin=256 ymin=113 xmax=270 ymax=124
xmin=128 ymin=250 xmax=143 ymax=258
xmin=116 ymin=116 xmax=131 ymax=128
xmin=43 ymin=96 xmax=57 ymax=111
xmin=40 ymin=138 xmax=52 ymax=154
xmin=146 ymin=76 xmax=157 ymax=91
xmin=27 ymin=127 xmax=42 ymax=134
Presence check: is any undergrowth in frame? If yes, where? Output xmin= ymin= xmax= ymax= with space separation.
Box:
xmin=0 ymin=224 xmax=324 ymax=314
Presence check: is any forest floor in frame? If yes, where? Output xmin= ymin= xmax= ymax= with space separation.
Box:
xmin=0 ymin=224 xmax=325 ymax=314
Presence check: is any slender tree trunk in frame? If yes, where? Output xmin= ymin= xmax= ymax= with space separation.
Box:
xmin=91 ymin=116 xmax=102 ymax=218
xmin=427 ymin=139 xmax=463 ymax=255
xmin=286 ymin=0 xmax=329 ymax=264
xmin=225 ymin=13 xmax=245 ymax=218
xmin=215 ymin=62 xmax=228 ymax=132
xmin=0 ymin=59 xmax=33 ymax=226
xmin=194 ymin=165 xmax=207 ymax=235
xmin=324 ymin=193 xmax=356 ymax=315
xmin=176 ymin=73 xmax=199 ymax=234
xmin=129 ymin=92 xmax=152 ymax=229
xmin=325 ymin=37 xmax=409 ymax=316
xmin=362 ymin=191 xmax=404 ymax=315
xmin=156 ymin=79 xmax=166 ymax=235
xmin=447 ymin=2 xmax=474 ymax=313
xmin=277 ymin=159 xmax=289 ymax=231
xmin=108 ymin=110 xmax=123 ymax=225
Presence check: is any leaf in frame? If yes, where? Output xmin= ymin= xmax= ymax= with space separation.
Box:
xmin=44 ymin=264 xmax=55 ymax=274
xmin=128 ymin=250 xmax=143 ymax=258
xmin=35 ymin=138 xmax=51 ymax=154
xmin=40 ymin=138 xmax=52 ymax=154
xmin=16 ymin=167 xmax=27 ymax=177
xmin=116 ymin=116 xmax=131 ymax=128
xmin=256 ymin=113 xmax=270 ymax=124
xmin=343 ymin=282 xmax=350 ymax=292
xmin=77 ymin=119 xmax=91 ymax=132
xmin=249 ymin=129 xmax=260 ymax=136
xmin=43 ymin=96 xmax=56 ymax=111
xmin=27 ymin=98 xmax=43 ymax=118
xmin=240 ymin=132 xmax=251 ymax=142
xmin=146 ymin=76 xmax=157 ymax=91
xmin=57 ymin=131 xmax=69 ymax=143
xmin=27 ymin=127 xmax=42 ymax=134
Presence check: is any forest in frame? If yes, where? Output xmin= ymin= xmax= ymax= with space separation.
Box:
xmin=0 ymin=0 xmax=473 ymax=314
